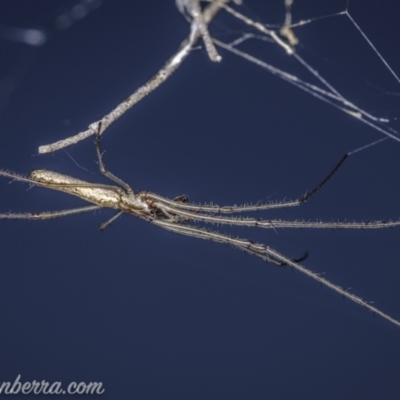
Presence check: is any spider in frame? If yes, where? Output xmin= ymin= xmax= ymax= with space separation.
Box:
xmin=1 ymin=131 xmax=400 ymax=328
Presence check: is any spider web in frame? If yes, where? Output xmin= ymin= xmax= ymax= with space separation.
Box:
xmin=208 ymin=0 xmax=400 ymax=146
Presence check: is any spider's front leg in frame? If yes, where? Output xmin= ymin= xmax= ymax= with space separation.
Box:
xmin=94 ymin=123 xmax=134 ymax=195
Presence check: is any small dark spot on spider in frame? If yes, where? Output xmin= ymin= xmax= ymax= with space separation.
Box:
xmin=173 ymin=195 xmax=189 ymax=203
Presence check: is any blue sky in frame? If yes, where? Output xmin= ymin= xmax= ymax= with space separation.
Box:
xmin=1 ymin=0 xmax=400 ymax=398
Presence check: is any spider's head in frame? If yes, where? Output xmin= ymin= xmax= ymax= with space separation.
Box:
xmin=120 ymin=192 xmax=152 ymax=218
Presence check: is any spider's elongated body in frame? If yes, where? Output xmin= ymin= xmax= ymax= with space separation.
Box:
xmin=30 ymin=170 xmax=152 ymax=218
xmin=1 ymin=134 xmax=400 ymax=328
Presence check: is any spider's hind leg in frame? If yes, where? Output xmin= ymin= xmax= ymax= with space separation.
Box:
xmin=277 ymin=251 xmax=309 ymax=266
xmin=95 ymin=123 xmax=134 ymax=194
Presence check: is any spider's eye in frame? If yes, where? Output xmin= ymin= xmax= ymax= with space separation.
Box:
xmin=173 ymin=195 xmax=189 ymax=203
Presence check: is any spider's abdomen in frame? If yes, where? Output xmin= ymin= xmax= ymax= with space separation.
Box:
xmin=30 ymin=169 xmax=121 ymax=209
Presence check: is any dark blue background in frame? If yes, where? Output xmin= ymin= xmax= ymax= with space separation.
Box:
xmin=1 ymin=1 xmax=400 ymax=398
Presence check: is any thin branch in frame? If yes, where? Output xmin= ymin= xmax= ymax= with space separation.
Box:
xmin=176 ymin=0 xmax=222 ymax=61
xmin=38 ymin=0 xmax=231 ymax=154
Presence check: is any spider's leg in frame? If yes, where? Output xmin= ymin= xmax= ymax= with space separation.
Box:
xmin=259 ymin=245 xmax=400 ymax=328
xmin=246 ymin=218 xmax=400 ymax=229
xmin=281 ymin=250 xmax=309 ymax=265
xmin=223 ymin=152 xmax=349 ymax=212
xmin=153 ymin=218 xmax=400 ymax=328
xmin=145 ymin=154 xmax=348 ymax=215
xmin=0 ymin=169 xmax=48 ymax=187
xmin=298 ymin=153 xmax=348 ymax=204
xmin=99 ymin=210 xmax=124 ymax=231
xmin=152 ymin=219 xmax=283 ymax=266
xmin=150 ymin=196 xmax=400 ymax=230
xmin=95 ymin=123 xmax=134 ymax=194
xmin=0 ymin=205 xmax=101 ymax=220
xmin=147 ymin=193 xmax=287 ymax=214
